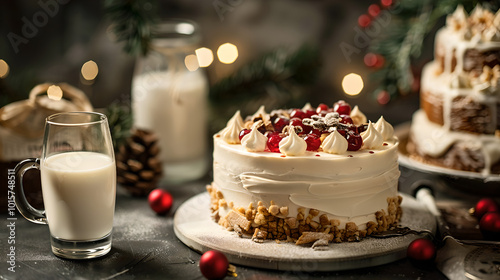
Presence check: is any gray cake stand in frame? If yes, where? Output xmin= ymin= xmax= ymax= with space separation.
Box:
xmin=173 ymin=192 xmax=436 ymax=271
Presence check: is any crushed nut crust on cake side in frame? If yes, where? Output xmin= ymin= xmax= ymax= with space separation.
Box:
xmin=207 ymin=184 xmax=403 ymax=246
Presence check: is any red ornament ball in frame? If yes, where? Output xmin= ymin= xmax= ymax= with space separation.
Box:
xmin=148 ymin=189 xmax=173 ymax=215
xmin=407 ymin=238 xmax=436 ymax=262
xmin=377 ymin=90 xmax=391 ymax=105
xmin=358 ymin=14 xmax=371 ymax=28
xmin=381 ymin=0 xmax=393 ymax=8
xmin=200 ymin=250 xmax=229 ymax=280
xmin=474 ymin=198 xmax=499 ymax=219
xmin=368 ymin=4 xmax=381 ymax=17
xmin=479 ymin=212 xmax=500 ymax=241
xmin=364 ymin=53 xmax=385 ymax=68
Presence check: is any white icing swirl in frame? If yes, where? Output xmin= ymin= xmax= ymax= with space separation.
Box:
xmin=361 ymin=121 xmax=384 ymax=149
xmin=374 ymin=116 xmax=394 ymax=141
xmin=302 ymin=102 xmax=314 ymax=111
xmin=221 ymin=111 xmax=245 ymax=144
xmin=251 ymin=105 xmax=270 ymax=123
xmin=446 ymin=5 xmax=472 ymax=40
xmin=321 ymin=129 xmax=348 ymax=154
xmin=471 ymin=65 xmax=500 ymax=95
xmin=350 ymin=105 xmax=367 ymax=126
xmin=241 ymin=125 xmax=268 ymax=152
xmin=279 ymin=126 xmax=307 ymax=156
xmin=229 ymin=110 xmax=245 ymax=128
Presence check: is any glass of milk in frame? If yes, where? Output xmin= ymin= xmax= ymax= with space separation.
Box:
xmin=13 ymin=112 xmax=116 ymax=259
xmin=132 ymin=20 xmax=209 ymax=184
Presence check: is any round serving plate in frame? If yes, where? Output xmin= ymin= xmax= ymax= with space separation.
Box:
xmin=174 ymin=192 xmax=436 ymax=272
xmin=395 ymin=123 xmax=500 ymax=198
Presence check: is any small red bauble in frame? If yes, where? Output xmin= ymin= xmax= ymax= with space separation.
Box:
xmin=200 ymin=250 xmax=229 ymax=280
xmin=474 ymin=198 xmax=499 ymax=219
xmin=407 ymin=238 xmax=436 ymax=262
xmin=358 ymin=14 xmax=371 ymax=28
xmin=148 ymin=189 xmax=173 ymax=215
xmin=368 ymin=4 xmax=381 ymax=17
xmin=381 ymin=0 xmax=393 ymax=8
xmin=479 ymin=212 xmax=500 ymax=241
xmin=377 ymin=90 xmax=391 ymax=105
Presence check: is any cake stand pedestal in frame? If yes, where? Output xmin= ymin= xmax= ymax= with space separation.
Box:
xmin=174 ymin=193 xmax=436 ymax=271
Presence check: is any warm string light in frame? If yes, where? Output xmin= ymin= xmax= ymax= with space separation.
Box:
xmin=81 ymin=60 xmax=99 ymax=81
xmin=47 ymin=85 xmax=63 ymax=101
xmin=0 ymin=59 xmax=9 ymax=78
xmin=342 ymin=73 xmax=364 ymax=96
xmin=184 ymin=54 xmax=199 ymax=72
xmin=217 ymin=43 xmax=238 ymax=64
xmin=195 ymin=47 xmax=214 ymax=67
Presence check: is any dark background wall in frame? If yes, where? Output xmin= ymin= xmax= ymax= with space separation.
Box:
xmin=0 ymin=0 xmax=430 ymax=126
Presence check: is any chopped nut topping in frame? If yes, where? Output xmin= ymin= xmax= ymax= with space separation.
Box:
xmin=206 ymin=183 xmax=403 ymax=247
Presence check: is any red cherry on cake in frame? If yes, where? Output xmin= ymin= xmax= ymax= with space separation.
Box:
xmin=267 ymin=133 xmax=283 ymax=153
xmin=309 ymin=129 xmax=322 ymax=137
xmin=304 ymin=109 xmax=316 ymax=118
xmin=304 ymin=134 xmax=321 ymax=151
xmin=316 ymin=103 xmax=329 ymax=113
xmin=339 ymin=115 xmax=354 ymax=125
xmin=290 ymin=109 xmax=307 ymax=119
xmin=317 ymin=110 xmax=329 ymax=117
xmin=337 ymin=129 xmax=347 ymax=137
xmin=334 ymin=100 xmax=351 ymax=115
xmin=346 ymin=131 xmax=363 ymax=151
xmin=273 ymin=117 xmax=289 ymax=133
xmin=290 ymin=118 xmax=311 ymax=134
xmin=239 ymin=129 xmax=251 ymax=141
xmin=473 ymin=198 xmax=499 ymax=219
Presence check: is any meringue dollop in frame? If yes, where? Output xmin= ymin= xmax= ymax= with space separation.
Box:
xmin=321 ymin=128 xmax=348 ymax=154
xmin=361 ymin=121 xmax=384 ymax=149
xmin=279 ymin=126 xmax=307 ymax=156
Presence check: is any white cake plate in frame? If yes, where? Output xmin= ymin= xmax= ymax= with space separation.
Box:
xmin=395 ymin=123 xmax=500 ymax=197
xmin=173 ymin=192 xmax=436 ymax=271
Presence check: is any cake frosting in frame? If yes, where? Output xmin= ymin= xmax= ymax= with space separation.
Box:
xmin=208 ymin=101 xmax=402 ymax=247
xmin=408 ymin=5 xmax=500 ymax=176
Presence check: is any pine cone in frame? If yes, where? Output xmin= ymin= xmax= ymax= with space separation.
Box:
xmin=116 ymin=128 xmax=162 ymax=196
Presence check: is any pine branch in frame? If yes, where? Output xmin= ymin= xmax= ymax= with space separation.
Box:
xmin=104 ymin=0 xmax=158 ymax=56
xmin=104 ymin=102 xmax=133 ymax=152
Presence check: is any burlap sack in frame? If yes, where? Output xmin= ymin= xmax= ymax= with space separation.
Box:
xmin=0 ymin=83 xmax=93 ymax=160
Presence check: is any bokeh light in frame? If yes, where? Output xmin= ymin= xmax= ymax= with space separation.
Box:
xmin=81 ymin=60 xmax=99 ymax=81
xmin=217 ymin=43 xmax=238 ymax=64
xmin=195 ymin=47 xmax=214 ymax=67
xmin=0 ymin=59 xmax=9 ymax=78
xmin=342 ymin=73 xmax=364 ymax=96
xmin=185 ymin=54 xmax=200 ymax=72
xmin=47 ymin=85 xmax=63 ymax=101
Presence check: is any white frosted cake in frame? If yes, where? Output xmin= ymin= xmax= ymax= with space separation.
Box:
xmin=408 ymin=5 xmax=500 ymax=175
xmin=208 ymin=101 xmax=402 ymax=246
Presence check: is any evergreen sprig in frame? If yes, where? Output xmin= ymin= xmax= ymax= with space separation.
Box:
xmin=104 ymin=0 xmax=158 ymax=56
xmin=368 ymin=0 xmax=500 ymax=101
xmin=104 ymin=102 xmax=133 ymax=152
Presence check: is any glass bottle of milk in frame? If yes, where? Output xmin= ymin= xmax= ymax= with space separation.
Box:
xmin=132 ymin=20 xmax=208 ymax=184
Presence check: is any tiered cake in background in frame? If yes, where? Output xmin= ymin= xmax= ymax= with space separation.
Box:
xmin=407 ymin=5 xmax=500 ymax=175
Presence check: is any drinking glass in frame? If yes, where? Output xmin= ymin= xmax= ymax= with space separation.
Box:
xmin=14 ymin=112 xmax=116 ymax=259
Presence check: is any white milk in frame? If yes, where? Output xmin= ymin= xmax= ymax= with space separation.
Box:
xmin=40 ymin=152 xmax=116 ymax=241
xmin=132 ymin=70 xmax=208 ymax=182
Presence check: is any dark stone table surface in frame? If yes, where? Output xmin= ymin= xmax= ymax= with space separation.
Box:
xmin=1 ymin=174 xmax=451 ymax=280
